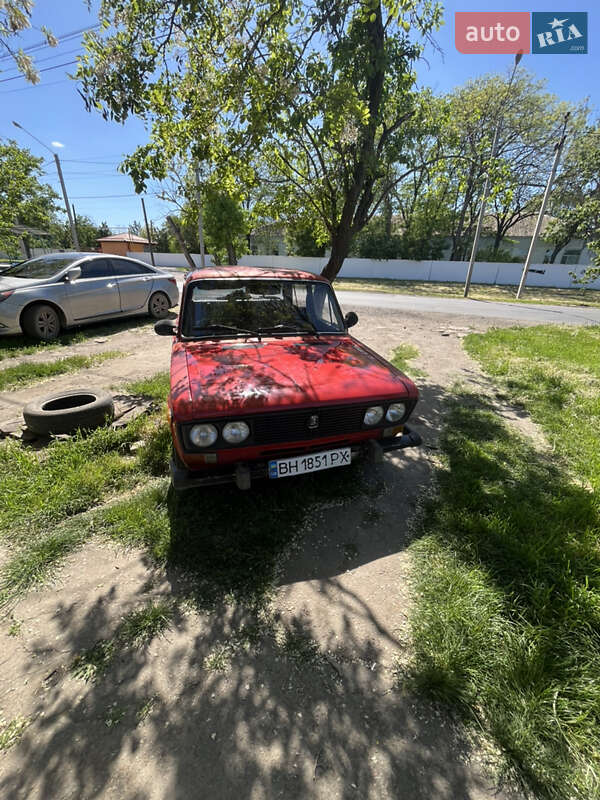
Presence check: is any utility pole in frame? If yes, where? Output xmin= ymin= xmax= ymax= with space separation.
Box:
xmin=140 ymin=197 xmax=156 ymax=266
xmin=54 ymin=153 xmax=80 ymax=250
xmin=516 ymin=112 xmax=570 ymax=300
xmin=12 ymin=121 xmax=80 ymax=250
xmin=195 ymin=166 xmax=206 ymax=268
xmin=463 ymin=52 xmax=523 ymax=298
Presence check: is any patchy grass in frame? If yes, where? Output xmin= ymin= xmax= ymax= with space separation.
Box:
xmin=390 ymin=343 xmax=426 ymax=377
xmin=465 ymin=325 xmax=600 ymax=491
xmin=0 ymin=351 xmax=122 ymax=391
xmin=408 ymin=387 xmax=600 ymax=799
xmin=335 ymin=277 xmax=600 ymax=307
xmin=0 ymin=317 xmax=153 ymax=363
xmin=71 ymin=600 xmax=175 ymax=682
xmin=0 ymin=715 xmax=30 ymax=751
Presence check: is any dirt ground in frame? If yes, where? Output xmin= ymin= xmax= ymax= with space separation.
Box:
xmin=0 ymin=308 xmax=531 ymax=799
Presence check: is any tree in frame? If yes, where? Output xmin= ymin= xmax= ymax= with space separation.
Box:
xmin=49 ymin=215 xmax=112 ymax=250
xmin=128 ymin=220 xmax=143 ymax=236
xmin=285 ymin=215 xmax=326 ymax=257
xmin=1 ymin=2 xmax=56 ymax=82
xmin=0 ymin=140 xmax=58 ymax=257
xmin=544 ymin=123 xmax=600 ymax=279
xmin=181 ymin=188 xmax=247 ymax=265
xmin=76 ymin=0 xmax=442 ymax=281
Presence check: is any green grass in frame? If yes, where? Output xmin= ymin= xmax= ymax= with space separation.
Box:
xmin=0 ymin=317 xmax=153 ymax=363
xmin=0 ymin=715 xmax=30 ymax=751
xmin=465 ymin=325 xmax=600 ymax=491
xmin=335 ymin=278 xmax=600 ymax=308
xmin=407 ymin=331 xmax=600 ymax=797
xmin=390 ymin=343 xmax=426 ymax=377
xmin=0 ymin=351 xmax=122 ymax=391
xmin=71 ymin=600 xmax=175 ymax=682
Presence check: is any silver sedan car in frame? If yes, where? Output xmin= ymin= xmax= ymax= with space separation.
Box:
xmin=0 ymin=253 xmax=179 ymax=340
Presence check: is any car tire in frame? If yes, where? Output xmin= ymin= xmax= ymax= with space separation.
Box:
xmin=148 ymin=291 xmax=170 ymax=320
xmin=22 ymin=303 xmax=61 ymax=340
xmin=23 ymin=389 xmax=114 ymax=436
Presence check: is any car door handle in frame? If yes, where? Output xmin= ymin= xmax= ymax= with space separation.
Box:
xmin=107 ymin=282 xmax=116 ymax=288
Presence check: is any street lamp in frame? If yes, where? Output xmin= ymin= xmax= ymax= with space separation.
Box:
xmin=12 ymin=120 xmax=80 ymax=250
xmin=463 ymin=51 xmax=523 ymax=298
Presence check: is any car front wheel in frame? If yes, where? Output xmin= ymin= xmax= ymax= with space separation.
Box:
xmin=148 ymin=291 xmax=170 ymax=319
xmin=22 ymin=303 xmax=61 ymax=340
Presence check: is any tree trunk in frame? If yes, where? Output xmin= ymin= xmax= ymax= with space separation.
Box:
xmin=321 ymin=227 xmax=353 ymax=282
xmin=492 ymin=228 xmax=504 ymax=255
xmin=226 ymin=240 xmax=237 ymax=265
xmin=383 ymin=194 xmax=392 ymax=237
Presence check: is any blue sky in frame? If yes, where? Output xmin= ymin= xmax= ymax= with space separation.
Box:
xmin=1 ymin=0 xmax=597 ymax=232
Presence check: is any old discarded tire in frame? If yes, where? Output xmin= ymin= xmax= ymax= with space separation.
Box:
xmin=23 ymin=389 xmax=114 ymax=436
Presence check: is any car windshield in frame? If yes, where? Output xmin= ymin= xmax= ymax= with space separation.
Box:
xmin=182 ymin=279 xmax=345 ymax=338
xmin=2 ymin=254 xmax=78 ymax=280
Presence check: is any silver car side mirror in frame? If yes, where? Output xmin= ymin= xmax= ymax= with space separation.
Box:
xmin=65 ymin=266 xmax=82 ymax=282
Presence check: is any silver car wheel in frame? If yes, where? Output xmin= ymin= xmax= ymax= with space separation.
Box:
xmin=22 ymin=304 xmax=61 ymax=340
xmin=149 ymin=291 xmax=170 ymax=319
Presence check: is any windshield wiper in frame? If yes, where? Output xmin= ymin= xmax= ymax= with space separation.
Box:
xmin=258 ymin=322 xmax=320 ymax=337
xmin=195 ymin=323 xmax=261 ymax=339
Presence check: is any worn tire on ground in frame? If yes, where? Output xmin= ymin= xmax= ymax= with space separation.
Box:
xmin=23 ymin=389 xmax=114 ymax=436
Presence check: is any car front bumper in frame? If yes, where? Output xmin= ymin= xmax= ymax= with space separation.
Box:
xmin=170 ymin=426 xmax=422 ymax=490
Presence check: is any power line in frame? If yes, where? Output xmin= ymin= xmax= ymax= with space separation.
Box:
xmin=0 ymin=60 xmax=78 ymax=84
xmin=0 ymin=25 xmax=100 ymax=62
xmin=0 ymin=78 xmax=70 ymax=95
xmin=69 ymin=193 xmax=138 ymax=199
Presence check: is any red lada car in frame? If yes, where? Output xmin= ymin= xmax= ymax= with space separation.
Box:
xmin=155 ymin=266 xmax=421 ymax=490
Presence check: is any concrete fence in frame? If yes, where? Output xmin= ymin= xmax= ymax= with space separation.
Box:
xmin=129 ymin=252 xmax=600 ymax=291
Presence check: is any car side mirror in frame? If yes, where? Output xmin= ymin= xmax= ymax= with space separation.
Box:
xmin=344 ymin=311 xmax=358 ymax=329
xmin=64 ymin=266 xmax=81 ymax=283
xmin=155 ymin=319 xmax=177 ymax=336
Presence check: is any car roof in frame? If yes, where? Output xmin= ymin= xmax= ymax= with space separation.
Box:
xmin=184 ymin=265 xmax=330 ymax=283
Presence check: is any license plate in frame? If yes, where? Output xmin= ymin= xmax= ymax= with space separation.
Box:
xmin=268 ymin=447 xmax=351 ymax=479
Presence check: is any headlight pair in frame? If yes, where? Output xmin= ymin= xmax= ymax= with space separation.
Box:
xmin=363 ymin=402 xmax=406 ymax=427
xmin=189 ymin=420 xmax=250 ymax=448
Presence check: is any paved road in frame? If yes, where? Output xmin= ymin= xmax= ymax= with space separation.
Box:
xmin=336 ymin=290 xmax=600 ymax=326
xmin=171 ymin=273 xmax=600 ymax=326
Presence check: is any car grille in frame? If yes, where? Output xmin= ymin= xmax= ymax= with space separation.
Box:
xmin=250 ymin=404 xmax=367 ymax=445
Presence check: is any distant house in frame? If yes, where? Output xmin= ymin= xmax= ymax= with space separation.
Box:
xmin=478 ymin=215 xmax=592 ymax=266
xmin=97 ymin=233 xmax=155 ymax=257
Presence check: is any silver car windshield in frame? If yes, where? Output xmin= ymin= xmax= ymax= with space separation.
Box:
xmin=2 ymin=255 xmax=78 ymax=280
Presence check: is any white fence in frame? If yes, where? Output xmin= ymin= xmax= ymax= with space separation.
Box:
xmin=129 ymin=252 xmax=600 ymax=291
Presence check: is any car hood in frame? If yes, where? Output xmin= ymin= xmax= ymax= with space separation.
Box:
xmin=0 ymin=276 xmax=49 ymax=290
xmin=170 ymin=335 xmax=417 ymax=419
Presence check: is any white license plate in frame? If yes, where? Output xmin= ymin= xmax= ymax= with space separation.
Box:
xmin=268 ymin=447 xmax=351 ymax=479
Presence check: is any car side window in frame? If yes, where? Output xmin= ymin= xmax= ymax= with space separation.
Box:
xmin=79 ymin=259 xmax=115 ymax=279
xmin=110 ymin=259 xmax=152 ymax=276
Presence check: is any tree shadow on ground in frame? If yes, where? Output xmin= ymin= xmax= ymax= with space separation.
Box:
xmin=0 ymin=379 xmax=508 ymax=799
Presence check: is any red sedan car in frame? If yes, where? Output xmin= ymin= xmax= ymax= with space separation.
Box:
xmin=155 ymin=266 xmax=421 ymax=489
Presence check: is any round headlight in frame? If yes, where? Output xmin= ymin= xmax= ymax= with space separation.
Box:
xmin=222 ymin=421 xmax=250 ymax=444
xmin=386 ymin=402 xmax=406 ymax=423
xmin=363 ymin=406 xmax=384 ymax=426
xmin=189 ymin=423 xmax=218 ymax=448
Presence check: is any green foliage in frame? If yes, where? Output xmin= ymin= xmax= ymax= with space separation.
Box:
xmin=285 ymin=216 xmax=326 ymax=257
xmin=0 ymin=2 xmax=56 ymax=83
xmin=474 ymin=245 xmax=520 ymax=263
xmin=0 ymin=140 xmax=58 ymax=257
xmin=49 ymin=214 xmax=113 ymax=250
xmin=546 ymin=123 xmax=600 ymax=282
xmin=77 ymin=0 xmax=443 ymax=280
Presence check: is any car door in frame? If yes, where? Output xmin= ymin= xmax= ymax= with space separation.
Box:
xmin=110 ymin=258 xmax=154 ymax=312
xmin=66 ymin=258 xmax=121 ymax=320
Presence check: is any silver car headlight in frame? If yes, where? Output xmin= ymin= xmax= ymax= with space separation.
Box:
xmin=189 ymin=423 xmax=218 ymax=448
xmin=222 ymin=421 xmax=250 ymax=444
xmin=386 ymin=402 xmax=406 ymax=423
xmin=363 ymin=406 xmax=384 ymax=426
